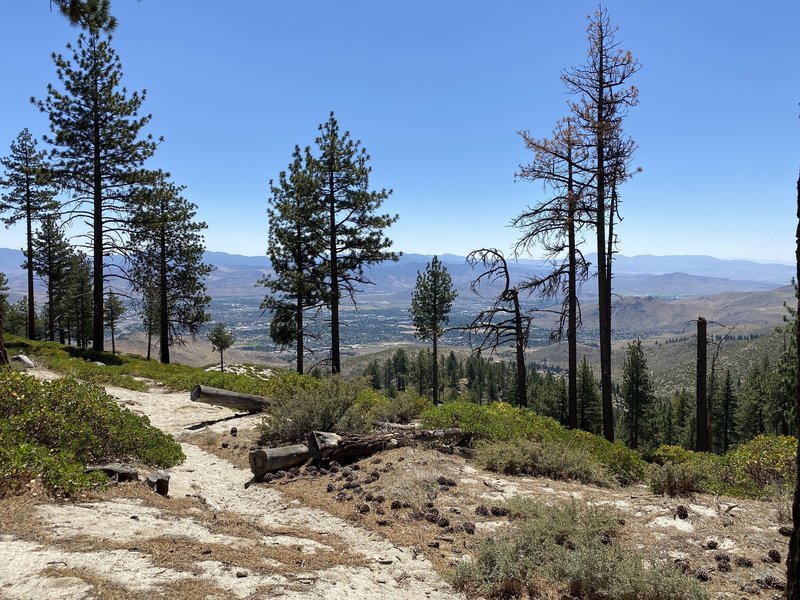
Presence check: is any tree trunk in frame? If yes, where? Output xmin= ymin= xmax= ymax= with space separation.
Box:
xmin=696 ymin=317 xmax=709 ymax=452
xmin=25 ymin=189 xmax=35 ymax=340
xmin=0 ymin=328 xmax=8 ymax=366
xmin=512 ymin=290 xmax=527 ymax=406
xmin=432 ymin=332 xmax=439 ymax=404
xmin=110 ymin=323 xmax=115 ymax=354
xmin=786 ymin=171 xmax=800 ymax=599
xmin=92 ymin=106 xmax=104 ymax=351
xmin=158 ymin=217 xmax=170 ymax=364
xmin=190 ymin=385 xmax=271 ymax=412
xmin=567 ymin=156 xmax=578 ymax=429
xmin=328 ymin=160 xmax=341 ymax=374
xmin=219 ymin=349 xmax=224 ymax=372
xmin=249 ymin=444 xmax=310 ymax=480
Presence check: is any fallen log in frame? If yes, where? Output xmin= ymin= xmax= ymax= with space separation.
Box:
xmin=307 ymin=428 xmax=465 ymax=463
xmin=190 ymin=385 xmax=272 ymax=413
xmin=249 ymin=444 xmax=310 ymax=480
xmin=85 ymin=462 xmax=139 ymax=482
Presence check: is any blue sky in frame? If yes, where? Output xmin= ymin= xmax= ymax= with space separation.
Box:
xmin=1 ymin=1 xmax=798 ymax=262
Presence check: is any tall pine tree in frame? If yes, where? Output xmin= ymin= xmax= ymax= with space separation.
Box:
xmin=128 ymin=172 xmax=211 ymax=363
xmin=410 ymin=256 xmax=457 ymax=404
xmin=620 ymin=339 xmax=654 ymax=449
xmin=311 ymin=113 xmax=399 ymax=373
xmin=0 ymin=129 xmax=58 ymax=339
xmin=30 ymin=214 xmax=71 ymax=342
xmin=34 ymin=31 xmax=158 ymax=351
xmin=259 ymin=146 xmax=327 ymax=374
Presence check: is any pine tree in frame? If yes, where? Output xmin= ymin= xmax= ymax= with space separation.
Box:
xmin=0 ymin=272 xmax=7 ymax=365
xmin=128 ymin=172 xmax=211 ymax=364
xmin=311 ymin=113 xmax=399 ymax=373
xmin=52 ymin=0 xmax=117 ymax=32
xmin=0 ymin=129 xmax=58 ymax=339
xmin=410 ymin=256 xmax=457 ymax=404
xmin=34 ymin=31 xmax=158 ymax=351
xmin=103 ymin=290 xmax=125 ymax=353
xmin=30 ymin=214 xmax=71 ymax=341
xmin=620 ymin=339 xmax=654 ymax=449
xmin=259 ymin=146 xmax=327 ymax=374
xmin=576 ymin=356 xmax=602 ymax=434
xmin=61 ymin=250 xmax=92 ymax=347
xmin=207 ymin=322 xmax=235 ymax=373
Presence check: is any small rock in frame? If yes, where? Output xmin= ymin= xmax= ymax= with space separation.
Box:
xmin=201 ymin=548 xmax=212 ymax=555
xmin=362 ymin=476 xmax=378 ymax=484
xmin=236 ymin=571 xmax=247 ymax=578
xmin=351 ymin=464 xmax=361 ymax=471
xmin=370 ymin=470 xmax=381 ymax=479
xmin=371 ymin=458 xmax=382 ymax=464
xmin=130 ymin=515 xmax=139 ymax=521
xmin=329 ymin=464 xmax=340 ymax=473
xmin=739 ymin=584 xmax=760 ymax=594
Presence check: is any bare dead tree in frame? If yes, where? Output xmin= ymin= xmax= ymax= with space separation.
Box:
xmin=787 ymin=167 xmax=800 ymax=599
xmin=562 ymin=7 xmax=640 ymax=442
xmin=515 ymin=118 xmax=593 ymax=428
xmin=464 ymin=248 xmax=531 ymax=405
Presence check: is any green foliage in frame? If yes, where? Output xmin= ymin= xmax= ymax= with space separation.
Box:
xmin=452 ymin=499 xmax=707 ymax=600
xmin=129 ymin=172 xmax=212 ymax=364
xmin=477 ymin=439 xmax=613 ymax=487
xmin=410 ymin=256 xmax=457 ymax=342
xmin=207 ymin=322 xmax=235 ymax=371
xmin=0 ymin=369 xmax=184 ymax=495
xmin=651 ymin=435 xmax=797 ymax=499
xmin=374 ymin=390 xmax=432 ymax=424
xmin=259 ymin=375 xmax=388 ymax=444
xmin=649 ymin=461 xmax=708 ymax=497
xmin=620 ymin=338 xmax=655 ymax=449
xmin=422 ymin=401 xmax=647 ymax=485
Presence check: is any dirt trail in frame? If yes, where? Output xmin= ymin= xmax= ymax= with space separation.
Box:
xmin=0 ymin=373 xmax=463 ymax=600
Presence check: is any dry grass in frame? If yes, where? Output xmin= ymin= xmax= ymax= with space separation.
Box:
xmin=181 ymin=427 xmax=257 ymax=470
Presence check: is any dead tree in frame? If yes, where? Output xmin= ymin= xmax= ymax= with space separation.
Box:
xmin=562 ymin=7 xmax=640 ymax=442
xmin=464 ymin=249 xmax=531 ymax=405
xmin=695 ymin=317 xmax=709 ymax=452
xmin=787 ymin=168 xmax=800 ymax=600
xmin=515 ymin=118 xmax=592 ymax=429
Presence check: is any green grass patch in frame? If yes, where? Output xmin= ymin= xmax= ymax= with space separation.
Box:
xmin=0 ymin=369 xmax=184 ymax=496
xmin=453 ymin=498 xmax=708 ymax=600
xmin=422 ymin=401 xmax=647 ymax=485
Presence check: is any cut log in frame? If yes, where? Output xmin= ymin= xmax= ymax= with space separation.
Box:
xmin=190 ymin=385 xmax=272 ymax=413
xmin=85 ymin=462 xmax=139 ymax=482
xmin=11 ymin=354 xmax=36 ymax=368
xmin=146 ymin=470 xmax=170 ymax=497
xmin=308 ymin=431 xmax=343 ymax=459
xmin=249 ymin=444 xmax=310 ymax=480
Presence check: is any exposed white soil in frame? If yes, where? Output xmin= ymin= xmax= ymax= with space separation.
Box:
xmin=0 ymin=372 xmax=462 ymax=600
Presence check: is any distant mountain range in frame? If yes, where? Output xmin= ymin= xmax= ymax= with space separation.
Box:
xmin=1 ymin=248 xmax=793 ymax=304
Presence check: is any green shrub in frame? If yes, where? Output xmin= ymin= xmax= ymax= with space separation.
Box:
xmin=259 ymin=375 xmax=388 ymax=444
xmin=653 ymin=444 xmax=698 ymax=465
xmin=422 ymin=401 xmax=648 ymax=485
xmin=0 ymin=370 xmax=185 ymax=495
xmin=649 ymin=461 xmax=708 ymax=497
xmin=719 ymin=434 xmax=797 ymax=498
xmin=477 ymin=439 xmax=613 ymax=487
xmin=453 ymin=499 xmax=707 ymax=600
xmin=375 ymin=391 xmax=432 ymax=424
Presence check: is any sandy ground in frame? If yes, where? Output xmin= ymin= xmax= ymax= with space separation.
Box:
xmin=0 ymin=367 xmax=794 ymax=599
xmin=0 ymin=370 xmax=464 ymax=600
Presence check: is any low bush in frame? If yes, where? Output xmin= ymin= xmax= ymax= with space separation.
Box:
xmin=649 ymin=461 xmax=708 ymax=497
xmin=477 ymin=439 xmax=613 ymax=487
xmin=259 ymin=375 xmax=389 ymax=444
xmin=452 ymin=498 xmax=707 ymax=600
xmin=718 ymin=434 xmax=797 ymax=498
xmin=422 ymin=401 xmax=648 ymax=485
xmin=0 ymin=369 xmax=185 ymax=496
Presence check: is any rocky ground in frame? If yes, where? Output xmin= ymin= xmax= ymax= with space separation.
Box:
xmin=0 ymin=368 xmax=794 ymax=599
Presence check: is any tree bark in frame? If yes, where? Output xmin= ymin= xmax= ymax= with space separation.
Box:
xmin=25 ymin=177 xmax=35 ymax=340
xmin=786 ymin=170 xmax=800 ymax=599
xmin=512 ymin=290 xmax=527 ymax=406
xmin=249 ymin=444 xmax=310 ymax=480
xmin=567 ymin=153 xmax=578 ymax=428
xmin=696 ymin=317 xmax=709 ymax=452
xmin=92 ymin=92 xmax=104 ymax=352
xmin=432 ymin=332 xmax=439 ymax=404
xmin=327 ymin=158 xmax=341 ymax=374
xmin=190 ymin=385 xmax=272 ymax=412
xmin=158 ymin=201 xmax=170 ymax=364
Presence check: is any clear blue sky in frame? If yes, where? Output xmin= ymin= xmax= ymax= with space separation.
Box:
xmin=1 ymin=1 xmax=798 ymax=262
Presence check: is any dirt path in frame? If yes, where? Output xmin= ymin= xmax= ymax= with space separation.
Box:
xmin=0 ymin=374 xmax=463 ymax=600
